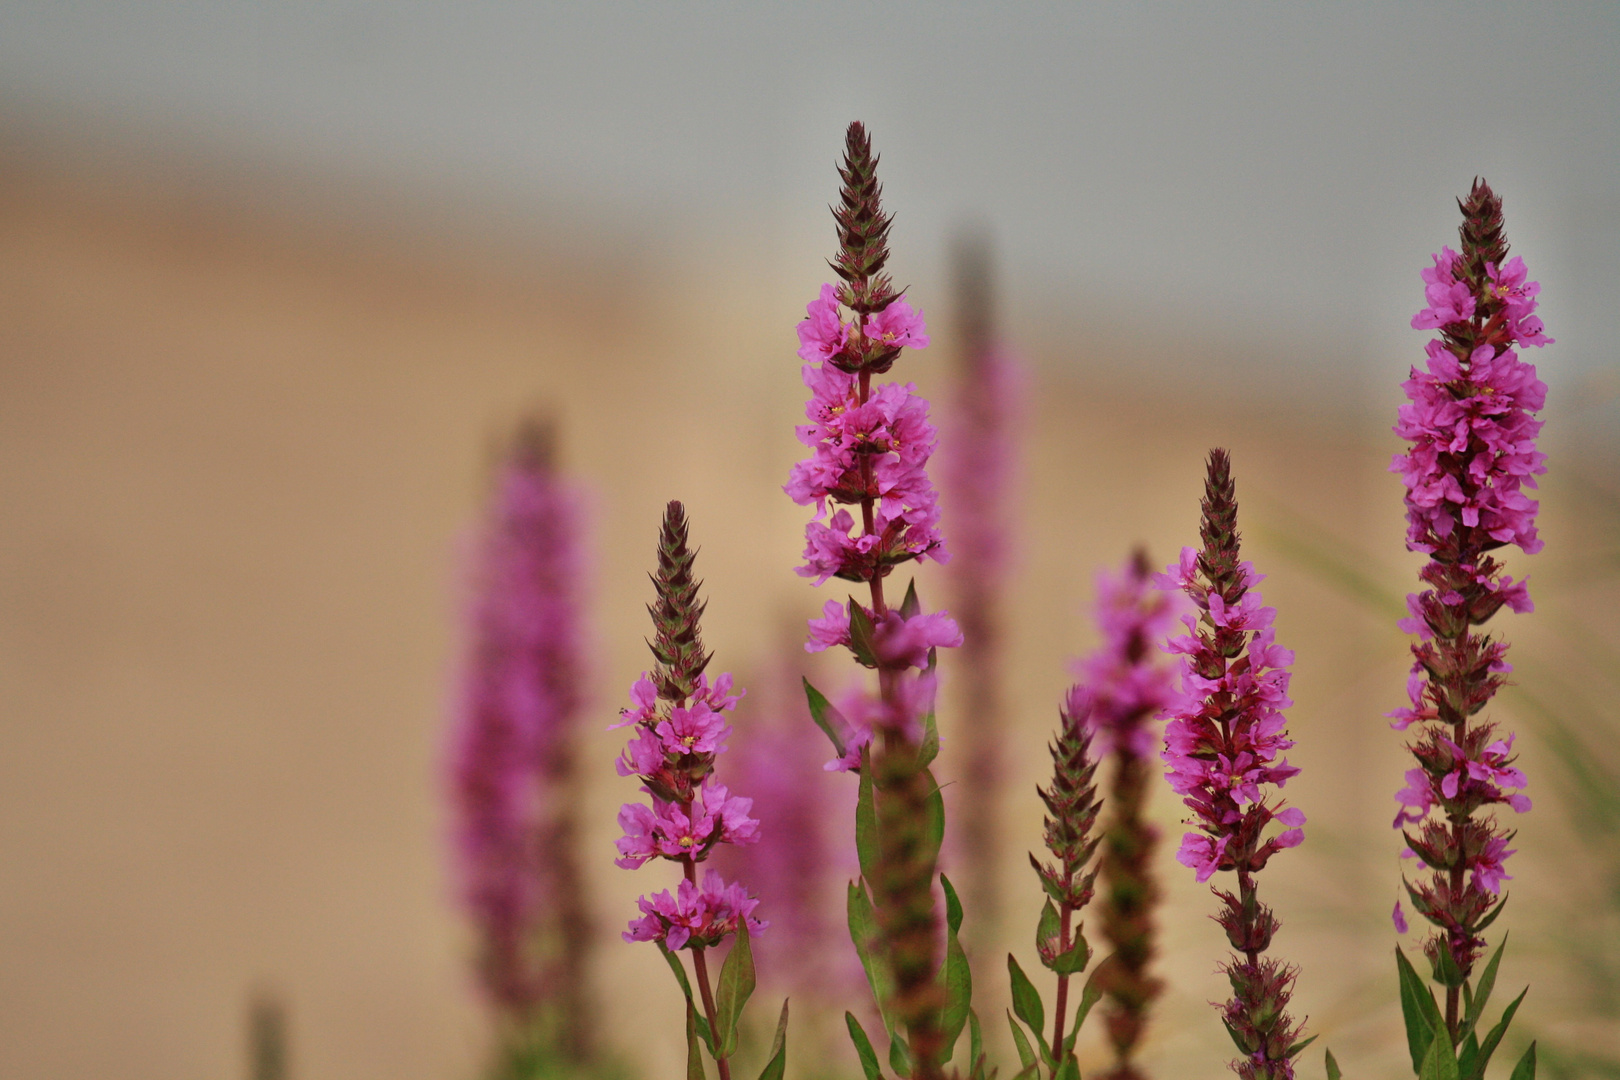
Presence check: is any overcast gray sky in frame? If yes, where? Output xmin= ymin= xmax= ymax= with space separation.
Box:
xmin=2 ymin=2 xmax=1616 ymax=409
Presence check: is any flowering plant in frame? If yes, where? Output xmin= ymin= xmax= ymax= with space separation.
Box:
xmin=444 ymin=131 xmax=1558 ymax=1080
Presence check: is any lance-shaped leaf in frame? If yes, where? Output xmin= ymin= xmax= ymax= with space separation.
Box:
xmin=1474 ymin=894 xmax=1510 ymax=934
xmin=1326 ymin=1047 xmax=1343 ymax=1080
xmin=1054 ymin=1055 xmax=1080 ymax=1080
xmin=714 ymin=923 xmax=757 ymax=1059
xmin=899 ymin=578 xmax=922 ymax=619
xmin=939 ymin=875 xmax=972 ymax=1060
xmin=803 ymin=677 xmax=847 ymax=760
xmin=686 ymin=1001 xmax=709 ymax=1080
xmin=918 ymin=707 xmax=941 ymax=770
xmin=1007 ymin=1010 xmax=1037 ymax=1072
xmin=968 ymin=1008 xmax=985 ymax=1080
xmin=845 ymin=1012 xmax=883 ymax=1080
xmin=1397 ymin=946 xmax=1443 ymax=1073
xmin=1462 ymin=987 xmax=1527 ymax=1080
xmin=660 ymin=943 xmax=714 ymax=1051
xmin=848 ymin=879 xmax=897 ymax=1036
xmin=1432 ymin=942 xmax=1468 ymax=989
xmin=756 ymin=999 xmax=789 ymax=1080
xmin=1419 ymin=1029 xmax=1460 ymax=1080
xmin=848 ymin=598 xmax=880 ymax=668
xmin=1288 ymin=1035 xmax=1321 ymax=1058
xmin=856 ymin=750 xmax=878 ymax=881
xmin=920 ymin=768 xmax=945 ymax=871
xmin=1007 ymin=954 xmax=1051 ymax=1064
xmin=888 ymin=1033 xmax=912 ymax=1078
xmin=1459 ymin=935 xmax=1508 ymax=1042
xmin=1507 ymin=1042 xmax=1536 ymax=1080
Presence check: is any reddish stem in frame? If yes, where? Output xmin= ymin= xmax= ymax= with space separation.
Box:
xmin=682 ymin=857 xmax=732 ymax=1080
xmin=1050 ymin=900 xmax=1075 ymax=1076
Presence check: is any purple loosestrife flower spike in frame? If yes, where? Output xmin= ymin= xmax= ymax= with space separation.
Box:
xmin=943 ymin=236 xmax=1023 ymax=936
xmin=449 ymin=421 xmax=592 ymax=1062
xmin=615 ymin=502 xmax=763 ymax=1080
xmin=1392 ymin=180 xmax=1548 ymax=1041
xmin=789 ymin=122 xmax=962 ymax=1080
xmin=1027 ymin=695 xmax=1103 ymax=1076
xmin=1159 ymin=451 xmax=1308 ymax=1080
xmin=1077 ymin=551 xmax=1182 ymax=1080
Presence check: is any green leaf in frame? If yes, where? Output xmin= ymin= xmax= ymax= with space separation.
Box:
xmin=1508 ymin=1042 xmax=1537 ymax=1080
xmin=968 ymin=1007 xmax=985 ymax=1078
xmin=1287 ymin=1034 xmax=1320 ymax=1058
xmin=756 ymin=999 xmax=789 ymax=1080
xmin=918 ymin=707 xmax=941 ymax=769
xmin=660 ymin=942 xmax=696 ymax=1002
xmin=848 ymin=598 xmax=879 ymax=668
xmin=1458 ymin=1032 xmax=1481 ymax=1080
xmin=1475 ymin=894 xmax=1510 ymax=934
xmin=661 ymin=944 xmax=714 ymax=1052
xmin=1325 ymin=1047 xmax=1342 ymax=1080
xmin=1009 ymin=1065 xmax=1041 ymax=1080
xmin=1036 ymin=901 xmax=1060 ymax=963
xmin=1419 ymin=1029 xmax=1459 ymax=1080
xmin=1049 ymin=933 xmax=1091 ymax=977
xmin=1007 ymin=954 xmax=1045 ymax=1044
xmin=714 ymin=923 xmax=757 ymax=1059
xmin=1054 ymin=1054 xmax=1080 ymax=1080
xmin=686 ymin=1001 xmax=709 ymax=1080
xmin=1007 ymin=1011 xmax=1037 ymax=1071
xmin=899 ymin=578 xmax=921 ymax=619
xmin=940 ymin=876 xmax=973 ymax=1061
xmin=845 ymin=1012 xmax=883 ymax=1080
xmin=1464 ymin=987 xmax=1527 ymax=1080
xmin=1461 ymin=936 xmax=1508 ymax=1040
xmin=942 ymin=875 xmax=964 ymax=936
xmin=921 ymin=769 xmax=945 ymax=871
xmin=888 ymin=1034 xmax=912 ymax=1078
xmin=848 ymin=879 xmax=896 ymax=1036
xmin=802 ymin=678 xmax=847 ymax=760
xmin=1397 ymin=946 xmax=1443 ymax=1073
xmin=1433 ymin=942 xmax=1468 ymax=988
xmin=856 ymin=755 xmax=878 ymax=881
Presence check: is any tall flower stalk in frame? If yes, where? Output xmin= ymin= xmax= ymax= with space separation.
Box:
xmin=1075 ymin=552 xmax=1181 ymax=1080
xmin=1159 ymin=450 xmax=1309 ymax=1080
xmin=1387 ymin=180 xmax=1548 ymax=1076
xmin=613 ymin=501 xmax=781 ymax=1080
xmin=1006 ymin=693 xmax=1103 ymax=1080
xmin=942 ymin=237 xmax=1023 ymax=933
xmin=788 ymin=122 xmax=969 ymax=1080
xmin=449 ymin=422 xmax=593 ymax=1071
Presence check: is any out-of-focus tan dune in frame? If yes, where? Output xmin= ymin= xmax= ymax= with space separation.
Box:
xmin=0 ymin=144 xmax=1612 ymax=1080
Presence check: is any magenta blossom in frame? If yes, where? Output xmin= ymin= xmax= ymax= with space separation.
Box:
xmin=624 ymin=869 xmax=767 ymax=951
xmin=785 ymin=284 xmax=947 ymax=586
xmin=1074 ymin=554 xmax=1186 ymax=759
xmin=1157 ymin=450 xmax=1309 ymax=1080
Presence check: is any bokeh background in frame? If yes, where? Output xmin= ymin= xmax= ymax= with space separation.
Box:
xmin=1 ymin=4 xmax=1616 ymax=1079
